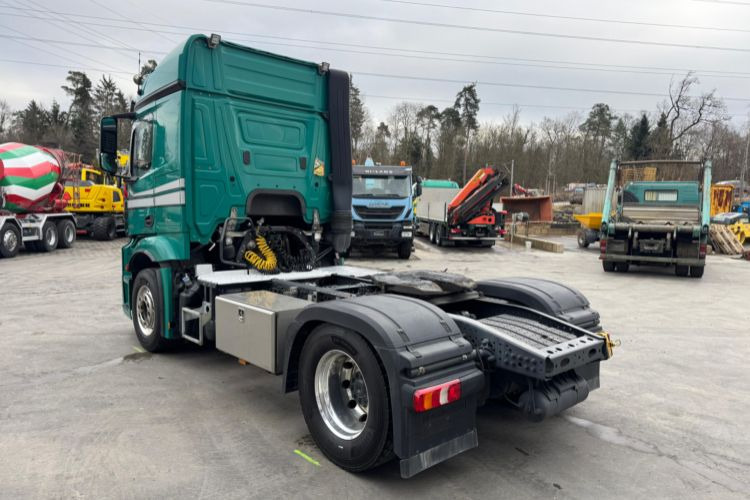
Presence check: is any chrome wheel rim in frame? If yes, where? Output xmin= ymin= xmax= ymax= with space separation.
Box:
xmin=64 ymin=224 xmax=75 ymax=244
xmin=3 ymin=230 xmax=18 ymax=252
xmin=314 ymin=350 xmax=369 ymax=440
xmin=46 ymin=226 xmax=57 ymax=247
xmin=135 ymin=285 xmax=156 ymax=337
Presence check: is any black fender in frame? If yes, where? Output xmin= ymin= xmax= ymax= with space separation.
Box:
xmin=477 ymin=277 xmax=601 ymax=331
xmin=283 ymin=293 xmax=482 ymax=464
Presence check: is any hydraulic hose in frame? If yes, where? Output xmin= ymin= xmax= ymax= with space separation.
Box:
xmin=244 ymin=235 xmax=278 ymax=273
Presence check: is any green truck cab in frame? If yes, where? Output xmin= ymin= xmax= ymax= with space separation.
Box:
xmin=599 ymin=160 xmax=711 ymax=278
xmin=99 ymin=34 xmax=614 ymax=477
xmin=100 ymin=34 xmax=352 ymax=330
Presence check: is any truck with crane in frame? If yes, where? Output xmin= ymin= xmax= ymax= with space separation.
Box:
xmin=0 ymin=142 xmax=77 ymax=258
xmin=415 ymin=167 xmax=507 ymax=247
xmin=349 ymin=159 xmax=414 ymax=259
xmin=98 ymin=34 xmax=615 ymax=478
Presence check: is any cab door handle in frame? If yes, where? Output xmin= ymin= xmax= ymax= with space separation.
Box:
xmin=145 ymin=215 xmax=154 ymax=227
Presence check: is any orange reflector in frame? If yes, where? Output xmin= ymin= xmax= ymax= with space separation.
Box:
xmin=413 ymin=379 xmax=461 ymax=412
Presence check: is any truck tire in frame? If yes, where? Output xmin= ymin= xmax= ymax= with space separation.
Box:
xmin=428 ymin=223 xmax=436 ymax=244
xmin=397 ymin=241 xmax=411 ymax=259
xmin=689 ymin=265 xmax=705 ymax=278
xmin=0 ymin=223 xmax=21 ymax=258
xmin=132 ymin=268 xmax=173 ymax=352
xmin=92 ymin=216 xmax=117 ymax=241
xmin=435 ymin=225 xmax=444 ymax=246
xmin=616 ymin=262 xmax=629 ymax=273
xmin=40 ymin=221 xmax=58 ymax=252
xmin=57 ymin=219 xmax=76 ymax=249
xmin=577 ymin=230 xmax=589 ymax=248
xmin=602 ymin=260 xmax=615 ymax=272
xmin=298 ymin=324 xmax=394 ymax=472
xmin=675 ymin=265 xmax=689 ymax=277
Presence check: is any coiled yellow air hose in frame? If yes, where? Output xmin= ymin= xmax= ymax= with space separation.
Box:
xmin=244 ymin=235 xmax=278 ymax=272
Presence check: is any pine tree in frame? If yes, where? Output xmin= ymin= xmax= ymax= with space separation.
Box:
xmin=454 ymin=83 xmax=480 ymax=182
xmin=627 ymin=114 xmax=651 ymax=160
xmin=349 ymin=78 xmax=367 ymax=159
xmin=62 ymin=71 xmax=96 ymax=162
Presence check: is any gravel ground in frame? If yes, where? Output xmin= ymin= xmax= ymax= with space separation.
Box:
xmin=1 ymin=237 xmax=748 ymax=499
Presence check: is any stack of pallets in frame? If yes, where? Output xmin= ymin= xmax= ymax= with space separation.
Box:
xmin=709 ymin=224 xmax=744 ymax=255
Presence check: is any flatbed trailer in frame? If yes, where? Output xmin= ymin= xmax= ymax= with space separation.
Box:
xmin=415 ymin=168 xmax=506 ymax=247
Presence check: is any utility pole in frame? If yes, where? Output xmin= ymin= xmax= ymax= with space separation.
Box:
xmin=742 ymin=123 xmax=749 ymax=203
xmin=509 ymin=159 xmax=515 ymax=196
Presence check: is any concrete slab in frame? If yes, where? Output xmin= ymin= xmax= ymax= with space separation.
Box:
xmin=1 ymin=237 xmax=748 ymax=498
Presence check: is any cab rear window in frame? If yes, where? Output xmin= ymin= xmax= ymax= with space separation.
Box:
xmin=644 ymin=190 xmax=678 ymax=202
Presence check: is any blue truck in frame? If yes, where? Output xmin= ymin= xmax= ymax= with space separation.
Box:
xmin=350 ymin=160 xmax=414 ymax=259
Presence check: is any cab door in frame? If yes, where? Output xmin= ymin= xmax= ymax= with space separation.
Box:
xmin=127 ymin=118 xmax=156 ymax=235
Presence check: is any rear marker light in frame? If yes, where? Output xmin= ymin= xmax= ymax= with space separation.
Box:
xmin=413 ymin=379 xmax=461 ymax=413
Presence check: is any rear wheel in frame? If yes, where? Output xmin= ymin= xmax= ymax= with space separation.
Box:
xmin=298 ymin=325 xmax=393 ymax=472
xmin=397 ymin=241 xmax=411 ymax=259
xmin=40 ymin=221 xmax=58 ymax=252
xmin=689 ymin=265 xmax=705 ymax=278
xmin=0 ymin=223 xmax=21 ymax=258
xmin=132 ymin=268 xmax=173 ymax=352
xmin=602 ymin=260 xmax=615 ymax=272
xmin=435 ymin=225 xmax=444 ymax=246
xmin=577 ymin=230 xmax=590 ymax=248
xmin=616 ymin=262 xmax=629 ymax=273
xmin=675 ymin=265 xmax=689 ymax=277
xmin=92 ymin=216 xmax=116 ymax=241
xmin=428 ymin=223 xmax=436 ymax=244
xmin=57 ymin=219 xmax=76 ymax=249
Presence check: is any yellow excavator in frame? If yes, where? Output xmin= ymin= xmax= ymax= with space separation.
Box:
xmin=63 ymin=154 xmax=126 ymax=240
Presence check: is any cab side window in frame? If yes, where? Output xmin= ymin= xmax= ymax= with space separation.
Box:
xmin=132 ymin=120 xmax=154 ymax=174
xmin=112 ymin=190 xmax=121 ymax=203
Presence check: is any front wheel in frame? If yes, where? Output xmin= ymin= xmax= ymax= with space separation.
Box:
xmin=131 ymin=268 xmax=173 ymax=352
xmin=92 ymin=216 xmax=117 ymax=241
xmin=298 ymin=325 xmax=393 ymax=472
xmin=397 ymin=241 xmax=412 ymax=259
xmin=0 ymin=223 xmax=21 ymax=258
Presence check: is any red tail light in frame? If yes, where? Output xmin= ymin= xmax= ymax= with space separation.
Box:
xmin=599 ymin=238 xmax=607 ymax=254
xmin=450 ymin=228 xmax=461 ymax=234
xmin=699 ymin=243 xmax=707 ymax=258
xmin=413 ymin=379 xmax=461 ymax=413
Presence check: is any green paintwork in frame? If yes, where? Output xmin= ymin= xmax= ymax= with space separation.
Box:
xmin=421 ymin=179 xmax=459 ymax=189
xmin=116 ymin=34 xmax=337 ymax=323
xmin=623 ymin=181 xmax=701 ymax=205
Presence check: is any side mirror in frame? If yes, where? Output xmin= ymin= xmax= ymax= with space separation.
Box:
xmin=414 ymin=183 xmax=422 ymax=197
xmin=100 ymin=116 xmax=119 ymax=174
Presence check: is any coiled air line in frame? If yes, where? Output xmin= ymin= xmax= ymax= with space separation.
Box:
xmin=244 ymin=235 xmax=278 ymax=272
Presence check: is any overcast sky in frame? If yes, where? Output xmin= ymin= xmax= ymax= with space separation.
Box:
xmin=1 ymin=0 xmax=749 ymax=127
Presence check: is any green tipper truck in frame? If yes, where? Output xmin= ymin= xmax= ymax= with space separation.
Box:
xmin=600 ymin=160 xmax=711 ymax=278
xmin=99 ymin=34 xmax=614 ymax=477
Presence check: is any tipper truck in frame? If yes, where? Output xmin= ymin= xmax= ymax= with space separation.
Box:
xmin=99 ymin=34 xmax=615 ymax=477
xmin=600 ymin=160 xmax=711 ymax=278
xmin=415 ymin=167 xmax=506 ymax=247
xmin=0 ymin=142 xmax=77 ymax=258
xmin=350 ymin=159 xmax=414 ymax=259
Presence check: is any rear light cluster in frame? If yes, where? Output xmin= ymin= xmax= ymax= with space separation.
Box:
xmin=699 ymin=243 xmax=707 ymax=258
xmin=413 ymin=379 xmax=461 ymax=413
xmin=599 ymin=238 xmax=607 ymax=254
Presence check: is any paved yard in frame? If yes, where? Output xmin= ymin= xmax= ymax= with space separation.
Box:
xmin=1 ymin=238 xmax=748 ymax=498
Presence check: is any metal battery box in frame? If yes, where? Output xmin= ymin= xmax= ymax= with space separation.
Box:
xmin=215 ymin=291 xmax=310 ymax=374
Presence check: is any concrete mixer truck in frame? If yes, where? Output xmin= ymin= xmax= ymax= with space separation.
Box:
xmin=0 ymin=142 xmax=77 ymax=258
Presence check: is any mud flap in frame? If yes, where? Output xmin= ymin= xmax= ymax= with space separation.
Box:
xmin=400 ymin=430 xmax=478 ymax=478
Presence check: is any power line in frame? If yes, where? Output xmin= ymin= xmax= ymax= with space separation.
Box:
xmin=0 ymin=35 xmax=167 ymax=56
xmin=2 ymin=6 xmax=749 ymax=79
xmin=383 ymin=0 xmax=750 ymax=34
xmin=692 ymin=0 xmax=750 ymax=4
xmin=353 ymin=71 xmax=750 ymax=102
xmin=362 ymin=93 xmax=748 ymax=118
xmin=206 ymin=0 xmax=750 ymax=53
xmin=0 ymin=58 xmax=132 ymax=75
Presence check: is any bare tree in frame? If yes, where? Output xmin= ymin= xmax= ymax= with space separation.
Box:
xmin=661 ymin=73 xmax=728 ymax=156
